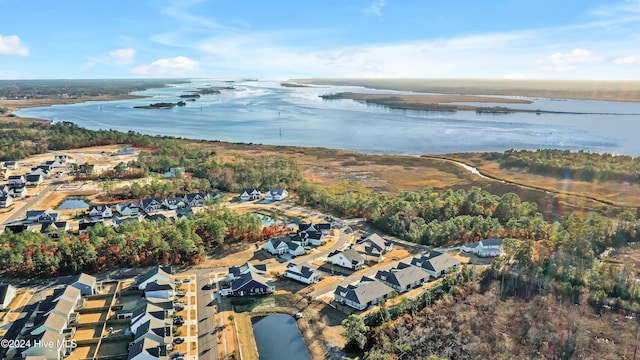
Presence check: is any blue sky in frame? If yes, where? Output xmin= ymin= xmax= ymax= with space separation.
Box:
xmin=1 ymin=0 xmax=640 ymax=79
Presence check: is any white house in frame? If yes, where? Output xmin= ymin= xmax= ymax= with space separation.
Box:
xmin=284 ymin=263 xmax=320 ymax=284
xmin=21 ymin=330 xmax=66 ymax=360
xmin=44 ymin=159 xmax=65 ymax=168
xmin=0 ymin=284 xmax=17 ymax=310
xmin=163 ymin=197 xmax=187 ymax=210
xmin=25 ymin=173 xmax=44 ymax=186
xmin=327 ymin=249 xmax=365 ymax=270
xmin=240 ymin=188 xmax=261 ymax=201
xmin=7 ymin=175 xmax=25 ymax=187
xmin=375 ymin=265 xmax=429 ymax=293
xmin=116 ymin=201 xmax=140 ymax=216
xmin=409 ymin=251 xmax=461 ymax=278
xmin=4 ymin=161 xmax=18 ymax=170
xmin=26 ymin=209 xmax=58 ymax=223
xmin=0 ymin=194 xmax=12 ymax=208
xmin=130 ymin=302 xmax=170 ymax=335
xmin=140 ymin=198 xmax=163 ymax=213
xmin=184 ymin=193 xmax=206 ymax=207
xmin=115 ymin=147 xmax=136 ymax=155
xmin=8 ymin=186 xmax=27 ymax=198
xmin=136 ymin=266 xmax=173 ymax=290
xmin=462 ymin=238 xmax=504 ymax=257
xmin=334 ymin=276 xmax=393 ymax=311
xmin=164 ymin=167 xmax=185 ymax=179
xmin=144 ymin=280 xmax=175 ymax=300
xmin=264 ymin=188 xmax=288 ymax=201
xmin=128 ymin=337 xmax=167 ymax=360
xmin=89 ymin=205 xmax=113 ymax=218
xmin=263 ymin=237 xmax=305 ymax=256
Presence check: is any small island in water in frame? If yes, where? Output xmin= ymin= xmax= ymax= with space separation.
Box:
xmin=133 ymin=101 xmax=186 ymax=109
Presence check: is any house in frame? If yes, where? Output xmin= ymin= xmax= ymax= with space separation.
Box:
xmin=227 ymin=263 xmax=267 ymax=281
xmin=163 ymin=197 xmax=186 ymax=210
xmin=40 ymin=221 xmax=69 ymax=237
xmin=115 ymin=147 xmax=136 ymax=155
xmin=375 ymin=265 xmax=429 ymax=293
xmin=409 ymin=251 xmax=461 ymax=278
xmin=352 ymin=234 xmax=392 ymax=264
xmin=140 ymin=198 xmax=163 ymax=213
xmin=77 ymin=163 xmax=94 ymax=175
xmin=132 ymin=318 xmax=172 ymax=347
xmin=26 ymin=209 xmax=58 ymax=223
xmin=25 ymin=173 xmax=44 ymax=186
xmin=44 ymin=159 xmax=65 ymax=168
xmin=144 ymin=213 xmax=167 ymax=222
xmin=297 ymin=223 xmax=331 ymax=246
xmin=50 ymin=286 xmax=82 ymax=306
xmin=230 ymin=270 xmax=275 ymax=296
xmin=112 ymin=215 xmax=140 ymax=228
xmin=127 ymin=337 xmax=168 ymax=360
xmin=21 ymin=330 xmax=66 ymax=360
xmin=462 ymin=238 xmax=504 ymax=257
xmin=54 ymin=155 xmax=68 ymax=164
xmin=264 ymin=188 xmax=288 ymax=201
xmin=8 ymin=186 xmax=27 ymax=198
xmin=29 ymin=168 xmax=50 ymax=178
xmin=184 ymin=192 xmax=205 ymax=207
xmin=78 ymin=220 xmax=100 ymax=235
xmin=175 ymin=207 xmax=193 ymax=220
xmin=144 ymin=280 xmax=175 ymax=299
xmin=297 ymin=230 xmax=325 ymax=246
xmin=58 ymin=273 xmax=97 ymax=296
xmin=0 ymin=193 xmax=12 ymax=208
xmin=164 ymin=167 xmax=185 ymax=179
xmin=4 ymin=161 xmax=18 ymax=170
xmin=89 ymin=204 xmax=113 ymax=218
xmin=130 ymin=302 xmax=170 ymax=335
xmin=284 ymin=263 xmax=320 ymax=284
xmin=0 ymin=284 xmax=17 ymax=310
xmin=334 ymin=276 xmax=393 ymax=311
xmin=7 ymin=175 xmax=25 ymax=187
xmin=136 ymin=266 xmax=173 ymax=290
xmin=327 ymin=249 xmax=365 ymax=270
xmin=239 ymin=188 xmax=261 ymax=201
xmin=113 ymin=162 xmax=129 ymax=173
xmin=4 ymin=224 xmax=28 ymax=234
xmin=116 ymin=201 xmax=140 ymax=216
xmin=34 ymin=164 xmax=53 ymax=172
xmin=263 ymin=236 xmax=305 ymax=256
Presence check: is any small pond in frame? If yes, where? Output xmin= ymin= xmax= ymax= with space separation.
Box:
xmin=57 ymin=197 xmax=91 ymax=209
xmin=252 ymin=314 xmax=311 ymax=360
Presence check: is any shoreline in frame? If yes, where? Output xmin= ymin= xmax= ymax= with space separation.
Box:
xmin=0 ymin=93 xmax=145 ymax=123
xmin=294 ymin=78 xmax=640 ymax=103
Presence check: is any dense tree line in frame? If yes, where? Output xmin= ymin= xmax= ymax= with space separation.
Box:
xmin=0 ymin=208 xmax=264 ymax=277
xmin=0 ymin=78 xmax=185 ymax=98
xmin=138 ymin=142 xmax=302 ymax=192
xmin=297 ymin=182 xmax=547 ymax=246
xmin=484 ymin=148 xmax=640 ymax=183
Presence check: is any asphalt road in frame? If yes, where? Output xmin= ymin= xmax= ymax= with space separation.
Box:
xmin=196 ymin=271 xmax=217 ymax=360
xmin=2 ymin=181 xmax=57 ymax=226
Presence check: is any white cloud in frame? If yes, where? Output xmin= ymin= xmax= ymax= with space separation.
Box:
xmin=613 ymin=54 xmax=640 ymax=65
xmin=132 ymin=56 xmax=199 ymax=76
xmin=108 ymin=48 xmax=136 ymax=65
xmin=365 ymin=0 xmax=386 ymax=17
xmin=0 ymin=35 xmax=29 ymax=57
xmin=537 ymin=48 xmax=601 ymax=71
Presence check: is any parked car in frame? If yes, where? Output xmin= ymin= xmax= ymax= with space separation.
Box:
xmin=173 ymin=337 xmax=185 ymax=344
xmin=173 ymin=319 xmax=184 ymax=326
xmin=174 ymin=279 xmax=182 ymax=285
xmin=182 ymin=278 xmax=191 ymax=283
xmin=176 ymin=291 xmax=186 ymax=297
xmin=169 ymin=353 xmax=184 ymax=359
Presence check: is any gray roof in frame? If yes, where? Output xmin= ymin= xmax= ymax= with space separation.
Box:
xmin=134 ymin=318 xmax=170 ymax=341
xmin=463 ymin=243 xmax=479 ymax=248
xmin=52 ymin=299 xmax=74 ymax=316
xmin=33 ymin=312 xmax=67 ymax=333
xmin=145 ymin=280 xmax=175 ymax=292
xmin=482 ymin=238 xmax=504 ymax=246
xmin=375 ymin=265 xmax=428 ymax=289
xmin=228 ymin=263 xmax=266 ymax=278
xmin=359 ymin=233 xmax=388 ymax=252
xmin=51 ymin=285 xmax=81 ymax=302
xmin=329 ymin=248 xmax=364 ymax=264
xmin=285 ymin=263 xmax=317 ymax=279
xmin=136 ymin=266 xmax=172 ymax=286
xmin=335 ymin=277 xmax=393 ymax=307
xmin=268 ymin=188 xmax=287 ymax=195
xmin=231 ymin=271 xmax=271 ymax=292
xmin=89 ymin=204 xmax=110 ymax=212
xmin=132 ymin=302 xmax=166 ymax=321
xmin=127 ymin=337 xmax=166 ymax=360
xmin=59 ymin=272 xmax=96 ymax=289
xmin=411 ymin=251 xmax=460 ymax=274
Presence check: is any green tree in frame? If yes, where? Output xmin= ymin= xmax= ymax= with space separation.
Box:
xmin=342 ymin=314 xmax=370 ymax=351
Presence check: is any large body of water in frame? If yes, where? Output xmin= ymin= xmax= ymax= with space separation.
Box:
xmin=15 ymin=79 xmax=640 ymax=156
xmin=252 ymin=314 xmax=311 ymax=360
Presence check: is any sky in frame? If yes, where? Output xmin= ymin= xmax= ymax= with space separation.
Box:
xmin=1 ymin=0 xmax=640 ymax=80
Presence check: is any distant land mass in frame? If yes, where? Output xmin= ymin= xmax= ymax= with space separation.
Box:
xmin=292 ymin=78 xmax=640 ymax=102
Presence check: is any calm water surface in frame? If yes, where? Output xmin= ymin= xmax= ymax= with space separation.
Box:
xmin=15 ymin=80 xmax=640 ymax=155
xmin=252 ymin=314 xmax=311 ymax=360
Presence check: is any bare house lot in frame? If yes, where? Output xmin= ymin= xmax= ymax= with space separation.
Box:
xmin=74 ymin=325 xmax=102 ymax=341
xmin=95 ymin=339 xmax=129 ymax=358
xmin=66 ymin=344 xmax=96 ymax=360
xmin=84 ymin=298 xmax=110 ymax=309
